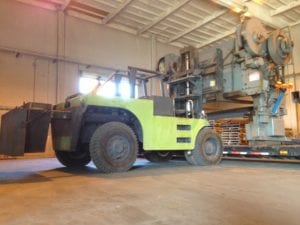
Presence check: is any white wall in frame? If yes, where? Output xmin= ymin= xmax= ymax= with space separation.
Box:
xmin=283 ymin=24 xmax=300 ymax=136
xmin=291 ymin=23 xmax=300 ymax=74
xmin=0 ymin=0 xmax=179 ymax=107
xmin=0 ymin=1 xmax=57 ymax=55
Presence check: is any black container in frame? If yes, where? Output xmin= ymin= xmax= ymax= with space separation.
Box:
xmin=0 ymin=102 xmax=52 ymax=156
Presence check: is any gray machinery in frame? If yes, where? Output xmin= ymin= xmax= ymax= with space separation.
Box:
xmin=157 ymin=18 xmax=294 ymax=147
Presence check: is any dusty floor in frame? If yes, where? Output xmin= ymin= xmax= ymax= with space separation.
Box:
xmin=0 ymin=158 xmax=299 ymax=225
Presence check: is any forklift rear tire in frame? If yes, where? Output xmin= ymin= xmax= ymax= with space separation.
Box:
xmin=144 ymin=151 xmax=172 ymax=162
xmin=184 ymin=128 xmax=223 ymax=166
xmin=55 ymin=149 xmax=91 ymax=168
xmin=89 ymin=122 xmax=138 ymax=173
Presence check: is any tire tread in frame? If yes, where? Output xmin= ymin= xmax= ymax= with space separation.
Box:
xmin=90 ymin=122 xmax=138 ymax=173
xmin=185 ymin=127 xmax=223 ymax=166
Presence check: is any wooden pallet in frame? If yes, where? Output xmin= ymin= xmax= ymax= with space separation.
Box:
xmin=209 ymin=119 xmax=249 ymax=146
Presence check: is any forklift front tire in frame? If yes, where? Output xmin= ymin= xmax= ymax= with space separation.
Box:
xmin=185 ymin=128 xmax=223 ymax=166
xmin=89 ymin=122 xmax=138 ymax=173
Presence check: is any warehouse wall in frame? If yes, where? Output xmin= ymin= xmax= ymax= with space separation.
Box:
xmin=0 ymin=0 xmax=179 ymax=156
xmin=0 ymin=0 xmax=179 ymax=106
xmin=283 ymin=23 xmax=300 ymax=136
xmin=291 ymin=23 xmax=300 ymax=74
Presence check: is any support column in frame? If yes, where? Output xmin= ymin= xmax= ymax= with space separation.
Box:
xmin=56 ymin=11 xmax=66 ymax=103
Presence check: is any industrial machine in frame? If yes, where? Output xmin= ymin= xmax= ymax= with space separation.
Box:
xmin=0 ymin=67 xmax=223 ymax=173
xmin=157 ymin=17 xmax=299 ymax=158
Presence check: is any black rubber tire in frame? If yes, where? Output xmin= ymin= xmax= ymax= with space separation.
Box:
xmin=144 ymin=151 xmax=172 ymax=162
xmin=89 ymin=122 xmax=138 ymax=173
xmin=185 ymin=127 xmax=223 ymax=166
xmin=55 ymin=147 xmax=91 ymax=168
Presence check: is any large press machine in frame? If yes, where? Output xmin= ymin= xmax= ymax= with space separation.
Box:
xmin=157 ymin=17 xmax=294 ymax=147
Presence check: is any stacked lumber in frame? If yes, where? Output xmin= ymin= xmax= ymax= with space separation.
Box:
xmin=285 ymin=128 xmax=294 ymax=138
xmin=209 ymin=119 xmax=249 ymax=146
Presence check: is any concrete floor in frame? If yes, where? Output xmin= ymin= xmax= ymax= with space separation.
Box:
xmin=0 ymin=158 xmax=299 ymax=225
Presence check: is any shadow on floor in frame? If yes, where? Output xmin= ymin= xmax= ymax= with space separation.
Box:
xmin=0 ymin=158 xmax=299 ymax=184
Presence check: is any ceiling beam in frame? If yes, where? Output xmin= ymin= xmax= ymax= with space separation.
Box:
xmin=270 ymin=1 xmax=300 ymax=16
xmin=61 ymin=0 xmax=72 ymax=10
xmin=102 ymin=0 xmax=134 ymax=24
xmin=17 ymin=0 xmax=58 ymax=10
xmin=168 ymin=9 xmax=227 ymax=43
xmin=196 ymin=27 xmax=235 ymax=49
xmin=211 ymin=0 xmax=286 ymax=28
xmin=71 ymin=0 xmax=107 ymax=9
xmin=67 ymin=10 xmax=102 ymax=23
xmin=67 ymin=10 xmax=137 ymax=35
xmin=290 ymin=20 xmax=300 ymax=27
xmin=67 ymin=5 xmax=105 ymax=19
xmin=245 ymin=2 xmax=286 ymax=28
xmin=137 ymin=0 xmax=191 ymax=35
xmin=42 ymin=0 xmax=65 ymax=4
xmin=211 ymin=0 xmax=242 ymax=10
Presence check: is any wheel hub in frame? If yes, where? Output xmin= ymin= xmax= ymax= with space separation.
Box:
xmin=204 ymin=137 xmax=218 ymax=156
xmin=107 ymin=135 xmax=130 ymax=161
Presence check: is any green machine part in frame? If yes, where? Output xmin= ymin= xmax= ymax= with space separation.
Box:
xmin=85 ymin=95 xmax=209 ymax=150
xmin=53 ymin=94 xmax=209 ymax=152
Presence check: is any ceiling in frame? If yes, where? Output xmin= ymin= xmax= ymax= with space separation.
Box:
xmin=16 ymin=0 xmax=300 ymax=49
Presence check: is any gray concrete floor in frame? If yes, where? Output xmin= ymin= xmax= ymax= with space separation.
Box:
xmin=0 ymin=158 xmax=299 ymax=225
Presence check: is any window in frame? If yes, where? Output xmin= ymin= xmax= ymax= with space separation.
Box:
xmin=79 ymin=76 xmax=99 ymax=94
xmin=79 ymin=74 xmax=138 ymax=98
